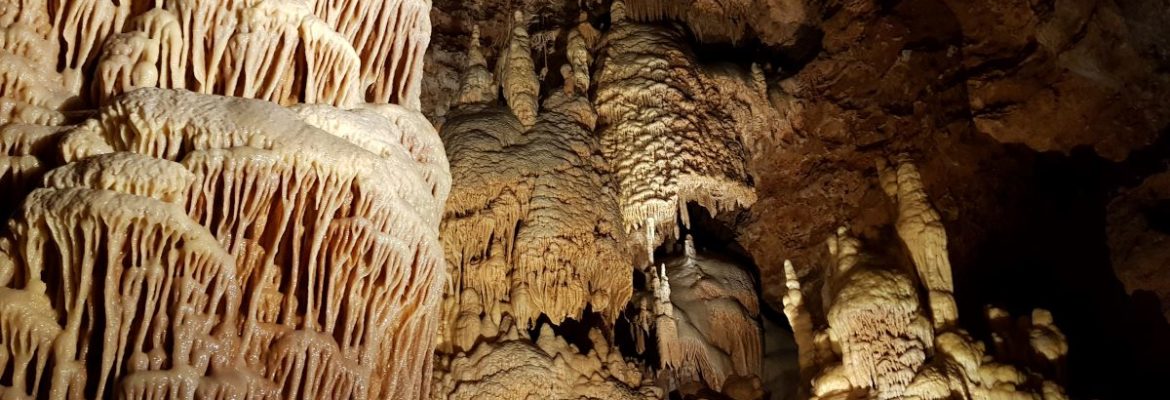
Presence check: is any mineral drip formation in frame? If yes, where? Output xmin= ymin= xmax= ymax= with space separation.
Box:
xmin=0 ymin=88 xmax=449 ymax=400
xmin=431 ymin=320 xmax=662 ymax=400
xmin=437 ymin=28 xmax=634 ymax=351
xmin=780 ymin=159 xmax=1070 ymax=400
xmin=647 ymin=237 xmax=764 ymax=397
xmin=595 ymin=3 xmax=757 ymax=254
xmin=4 ymin=0 xmax=431 ymax=110
xmin=0 ymin=0 xmax=447 ymax=397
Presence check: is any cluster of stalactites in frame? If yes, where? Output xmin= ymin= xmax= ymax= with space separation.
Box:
xmin=431 ymin=319 xmax=662 ymax=400
xmin=595 ymin=1 xmax=756 ymax=259
xmin=0 ymin=0 xmax=76 ymax=126
xmin=780 ymin=159 xmax=1069 ymax=400
xmin=0 ymin=89 xmax=449 ymax=400
xmin=631 ymin=237 xmax=763 ymax=397
xmin=620 ymin=0 xmax=752 ymax=43
xmin=8 ymin=0 xmax=430 ymax=110
xmin=438 ymin=52 xmax=633 ymax=351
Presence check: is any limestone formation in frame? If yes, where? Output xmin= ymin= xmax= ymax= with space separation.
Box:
xmin=795 ymin=161 xmax=1070 ymax=400
xmin=656 ymin=238 xmax=763 ymax=395
xmin=880 ymin=158 xmax=958 ymax=330
xmin=3 ymin=0 xmax=1150 ymax=398
xmin=4 ymin=0 xmax=431 ymax=110
xmin=596 ymin=5 xmax=756 ymax=254
xmin=438 ymin=65 xmax=631 ymax=349
xmin=0 ymin=88 xmax=448 ymax=399
xmin=495 ymin=11 xmax=539 ymax=128
xmin=620 ymin=0 xmax=814 ymax=46
xmin=432 ymin=321 xmax=661 ymax=400
xmin=822 ymin=228 xmax=933 ymax=399
xmin=0 ymin=1 xmax=445 ymax=396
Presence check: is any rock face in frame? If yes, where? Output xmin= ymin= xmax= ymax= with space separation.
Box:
xmin=948 ymin=0 xmax=1170 ymax=161
xmin=1108 ymin=171 xmax=1170 ymax=322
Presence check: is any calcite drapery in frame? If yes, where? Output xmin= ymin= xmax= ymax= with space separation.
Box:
xmin=438 ymin=31 xmax=634 ymax=348
xmin=619 ymin=0 xmax=813 ymax=46
xmin=9 ymin=0 xmax=431 ymax=110
xmin=0 ymin=88 xmax=449 ymax=399
xmin=438 ymin=88 xmax=633 ymax=350
xmin=595 ymin=5 xmax=756 ymax=256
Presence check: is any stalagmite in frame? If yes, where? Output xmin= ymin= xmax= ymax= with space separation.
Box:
xmin=654 ymin=237 xmax=762 ymax=394
xmin=880 ymin=158 xmax=958 ymax=330
xmin=803 ymin=161 xmax=1071 ymax=400
xmin=781 ymin=260 xmax=817 ymax=385
xmin=821 ymin=228 xmax=933 ymax=399
xmin=495 ymin=11 xmax=539 ymax=128
xmin=1027 ymin=309 xmax=1068 ymax=381
xmin=566 ymin=17 xmax=592 ymax=95
xmin=455 ymin=25 xmax=496 ymax=106
xmin=596 ymin=1 xmax=756 ymax=251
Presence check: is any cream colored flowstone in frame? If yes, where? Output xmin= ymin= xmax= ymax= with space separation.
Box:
xmin=431 ymin=319 xmax=661 ymax=400
xmin=438 ymin=40 xmax=633 ymax=349
xmin=0 ymin=89 xmax=449 ymax=400
xmin=596 ymin=1 xmax=756 ymax=257
xmin=3 ymin=0 xmax=431 ymax=110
